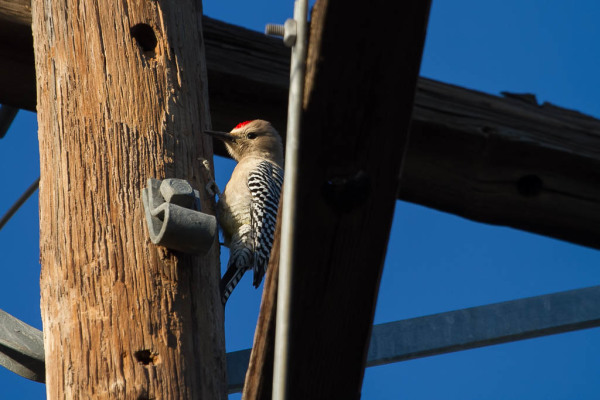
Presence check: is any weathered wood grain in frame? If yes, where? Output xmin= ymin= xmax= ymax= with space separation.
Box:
xmin=0 ymin=0 xmax=29 ymax=24
xmin=32 ymin=0 xmax=226 ymax=398
xmin=405 ymin=79 xmax=600 ymax=248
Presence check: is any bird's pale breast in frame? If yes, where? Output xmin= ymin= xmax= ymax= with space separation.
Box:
xmin=217 ymin=158 xmax=263 ymax=245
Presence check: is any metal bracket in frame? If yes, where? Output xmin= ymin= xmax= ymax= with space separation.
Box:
xmin=0 ymin=309 xmax=45 ymax=383
xmin=142 ymin=178 xmax=217 ymax=254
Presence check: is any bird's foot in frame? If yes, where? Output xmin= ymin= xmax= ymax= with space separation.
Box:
xmin=198 ymin=157 xmax=221 ymax=197
xmin=205 ymin=180 xmax=220 ymax=198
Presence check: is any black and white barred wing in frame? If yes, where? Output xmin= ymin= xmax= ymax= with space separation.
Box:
xmin=248 ymin=161 xmax=284 ymax=288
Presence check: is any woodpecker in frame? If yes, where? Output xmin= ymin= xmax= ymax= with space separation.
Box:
xmin=205 ymin=120 xmax=284 ymax=305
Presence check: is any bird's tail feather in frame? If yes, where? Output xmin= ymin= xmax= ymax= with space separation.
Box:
xmin=220 ymin=266 xmax=246 ymax=305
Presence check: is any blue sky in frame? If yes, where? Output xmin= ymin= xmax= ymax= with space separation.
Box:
xmin=1 ymin=0 xmax=599 ymax=398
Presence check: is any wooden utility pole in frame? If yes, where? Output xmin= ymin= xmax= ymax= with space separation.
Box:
xmin=31 ymin=0 xmax=226 ymax=398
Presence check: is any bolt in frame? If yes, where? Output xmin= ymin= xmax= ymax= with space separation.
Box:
xmin=265 ymin=24 xmax=285 ymax=37
xmin=265 ymin=19 xmax=297 ymax=48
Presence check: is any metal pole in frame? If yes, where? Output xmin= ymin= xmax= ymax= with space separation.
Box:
xmin=273 ymin=0 xmax=308 ymax=399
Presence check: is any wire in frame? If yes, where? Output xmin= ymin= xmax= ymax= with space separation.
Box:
xmin=0 ymin=177 xmax=40 ymax=232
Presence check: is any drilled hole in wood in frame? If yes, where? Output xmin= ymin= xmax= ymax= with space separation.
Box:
xmin=517 ymin=174 xmax=543 ymax=197
xmin=134 ymin=349 xmax=158 ymax=366
xmin=131 ymin=23 xmax=157 ymax=56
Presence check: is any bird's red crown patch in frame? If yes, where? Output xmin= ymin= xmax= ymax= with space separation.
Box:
xmin=234 ymin=120 xmax=253 ymax=129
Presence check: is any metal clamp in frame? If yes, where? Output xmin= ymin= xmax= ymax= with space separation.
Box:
xmin=142 ymin=178 xmax=217 ymax=254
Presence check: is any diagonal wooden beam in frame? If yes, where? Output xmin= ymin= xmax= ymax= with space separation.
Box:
xmin=1 ymin=3 xmax=599 ymax=249
xmin=403 ymin=79 xmax=600 ymax=249
xmin=206 ymin=19 xmax=600 ymax=250
xmin=242 ymin=1 xmax=432 ymax=398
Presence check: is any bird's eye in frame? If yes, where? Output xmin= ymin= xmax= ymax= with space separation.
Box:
xmin=247 ymin=133 xmax=258 ymax=139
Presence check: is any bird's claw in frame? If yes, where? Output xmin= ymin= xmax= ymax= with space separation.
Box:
xmin=198 ymin=157 xmax=211 ymax=172
xmin=198 ymin=157 xmax=221 ymax=197
xmin=206 ymin=180 xmax=220 ymax=198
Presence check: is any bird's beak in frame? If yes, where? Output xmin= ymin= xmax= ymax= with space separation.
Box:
xmin=204 ymin=130 xmax=237 ymax=143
